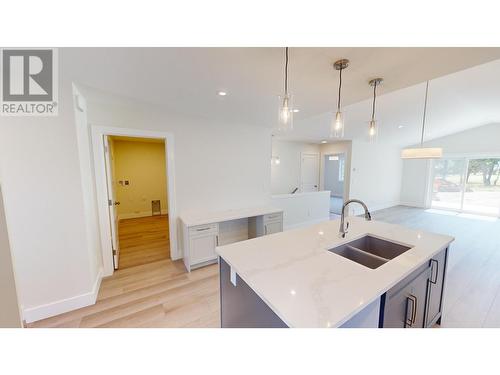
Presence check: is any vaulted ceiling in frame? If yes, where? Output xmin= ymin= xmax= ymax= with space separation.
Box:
xmin=64 ymin=47 xmax=500 ymax=146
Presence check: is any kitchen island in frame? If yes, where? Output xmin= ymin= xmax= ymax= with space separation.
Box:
xmin=216 ymin=217 xmax=454 ymax=328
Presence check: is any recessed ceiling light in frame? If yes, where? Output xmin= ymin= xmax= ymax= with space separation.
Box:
xmin=321 ymin=140 xmax=328 ymax=144
xmin=292 ymin=109 xmax=300 ymax=113
xmin=398 ymin=125 xmax=404 ymax=129
xmin=217 ymin=91 xmax=227 ymax=96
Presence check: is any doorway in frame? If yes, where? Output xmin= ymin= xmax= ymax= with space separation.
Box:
xmin=92 ymin=127 xmax=178 ymax=277
xmin=431 ymin=157 xmax=500 ymax=217
xmin=105 ymin=136 xmax=170 ymax=269
xmin=300 ymin=152 xmax=320 ymax=192
xmin=323 ymin=153 xmax=346 ymax=215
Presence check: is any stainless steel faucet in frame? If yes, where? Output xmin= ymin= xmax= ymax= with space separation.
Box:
xmin=339 ymin=199 xmax=371 ymax=238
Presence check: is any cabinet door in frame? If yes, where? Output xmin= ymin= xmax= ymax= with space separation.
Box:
xmin=425 ymin=248 xmax=447 ymax=327
xmin=383 ymin=267 xmax=430 ymax=328
xmin=190 ymin=233 xmax=218 ymax=265
xmin=264 ymin=221 xmax=282 ymax=235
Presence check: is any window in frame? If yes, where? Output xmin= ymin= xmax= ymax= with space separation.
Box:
xmin=431 ymin=157 xmax=500 ymax=217
xmin=339 ymin=158 xmax=345 ymax=182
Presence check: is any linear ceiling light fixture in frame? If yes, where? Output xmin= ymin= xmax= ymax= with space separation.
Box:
xmin=278 ymin=47 xmax=293 ymax=132
xmin=331 ymin=59 xmax=349 ymax=138
xmin=401 ymin=81 xmax=443 ymax=159
xmin=368 ymin=78 xmax=383 ymax=142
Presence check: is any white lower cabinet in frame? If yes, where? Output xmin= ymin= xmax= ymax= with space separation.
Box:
xmin=264 ymin=220 xmax=282 ymax=235
xmin=182 ymin=210 xmax=283 ymax=272
xmin=190 ymin=232 xmax=218 ymax=265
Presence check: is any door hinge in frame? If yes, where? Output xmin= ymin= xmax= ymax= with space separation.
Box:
xmin=108 ymin=199 xmax=112 ymax=206
xmin=113 ymin=249 xmax=117 ymax=255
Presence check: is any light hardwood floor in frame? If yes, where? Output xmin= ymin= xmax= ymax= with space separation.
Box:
xmin=29 ymin=206 xmax=500 ymax=328
xmin=118 ymin=215 xmax=170 ymax=269
xmin=372 ymin=206 xmax=500 ymax=328
xmin=28 ymin=260 xmax=219 ymax=328
xmin=29 ymin=214 xmax=220 ymax=328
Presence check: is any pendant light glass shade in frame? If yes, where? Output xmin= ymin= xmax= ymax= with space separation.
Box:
xmin=368 ymin=119 xmax=378 ymax=143
xmin=277 ymin=47 xmax=293 ymax=132
xmin=368 ymin=78 xmax=382 ymax=142
xmin=278 ymin=93 xmax=293 ymax=131
xmin=401 ymin=81 xmax=443 ymax=159
xmin=331 ymin=59 xmax=349 ymax=138
xmin=331 ymin=111 xmax=344 ymax=138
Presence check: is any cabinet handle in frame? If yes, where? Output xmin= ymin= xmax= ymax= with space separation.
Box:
xmin=405 ymin=294 xmax=417 ymax=327
xmin=430 ymin=259 xmax=439 ymax=284
xmin=216 ymin=235 xmax=219 ymax=246
xmin=196 ymin=227 xmax=211 ymax=232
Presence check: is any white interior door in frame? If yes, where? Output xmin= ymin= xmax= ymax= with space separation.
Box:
xmin=300 ymin=152 xmax=320 ymax=192
xmin=103 ymin=136 xmax=120 ymax=269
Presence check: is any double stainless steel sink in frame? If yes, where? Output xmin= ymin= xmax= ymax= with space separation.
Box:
xmin=329 ymin=235 xmax=412 ymax=269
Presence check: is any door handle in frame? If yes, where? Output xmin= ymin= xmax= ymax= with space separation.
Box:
xmin=405 ymin=294 xmax=417 ymax=327
xmin=430 ymin=259 xmax=439 ymax=284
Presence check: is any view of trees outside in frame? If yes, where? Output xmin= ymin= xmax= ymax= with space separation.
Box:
xmin=432 ymin=158 xmax=500 ymax=216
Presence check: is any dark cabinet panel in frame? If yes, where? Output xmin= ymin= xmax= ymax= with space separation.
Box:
xmin=382 ymin=264 xmax=431 ymax=328
xmin=425 ymin=248 xmax=448 ymax=327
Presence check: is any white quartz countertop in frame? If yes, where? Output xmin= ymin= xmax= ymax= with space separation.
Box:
xmin=180 ymin=206 xmax=283 ymax=227
xmin=216 ymin=217 xmax=454 ymax=328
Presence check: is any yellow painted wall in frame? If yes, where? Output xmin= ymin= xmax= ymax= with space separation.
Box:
xmin=112 ymin=139 xmax=168 ymax=219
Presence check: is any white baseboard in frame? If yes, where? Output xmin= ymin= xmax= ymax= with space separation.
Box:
xmin=283 ymin=216 xmax=331 ymax=231
xmin=118 ymin=209 xmax=168 ymax=220
xmin=399 ymin=201 xmax=427 ymax=209
xmin=22 ymin=268 xmax=103 ymax=323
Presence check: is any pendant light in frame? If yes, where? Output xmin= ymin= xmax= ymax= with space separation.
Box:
xmin=368 ymin=78 xmax=383 ymax=142
xmin=401 ymin=81 xmax=443 ymax=159
xmin=331 ymin=59 xmax=349 ymax=138
xmin=278 ymin=47 xmax=293 ymax=131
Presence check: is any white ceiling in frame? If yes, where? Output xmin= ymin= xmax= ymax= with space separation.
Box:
xmin=283 ymin=58 xmax=500 ymax=146
xmin=64 ymin=47 xmax=500 ymax=146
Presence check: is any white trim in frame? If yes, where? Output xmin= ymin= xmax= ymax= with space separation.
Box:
xmin=91 ymin=126 xmax=179 ymax=277
xmin=23 ymin=268 xmax=102 ymax=323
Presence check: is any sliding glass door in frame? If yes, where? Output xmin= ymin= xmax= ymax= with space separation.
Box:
xmin=431 ymin=157 xmax=500 ymax=217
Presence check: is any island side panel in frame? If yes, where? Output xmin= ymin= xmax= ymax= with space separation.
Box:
xmin=219 ymin=258 xmax=288 ymax=328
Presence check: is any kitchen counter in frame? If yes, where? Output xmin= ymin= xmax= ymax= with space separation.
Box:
xmin=180 ymin=206 xmax=283 ymax=227
xmin=216 ymin=217 xmax=454 ymax=328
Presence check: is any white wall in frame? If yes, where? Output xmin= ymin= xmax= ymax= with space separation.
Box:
xmin=0 ymin=76 xmax=98 ymax=322
xmin=349 ymin=140 xmax=403 ymax=214
xmin=0 ymin=61 xmax=272 ymax=322
xmin=271 ymin=191 xmax=330 ymax=229
xmin=86 ymin=93 xmax=272 ymax=215
xmin=73 ymin=85 xmax=103 ymax=287
xmin=271 ymin=140 xmax=320 ymax=194
xmin=400 ymin=123 xmax=500 ymax=208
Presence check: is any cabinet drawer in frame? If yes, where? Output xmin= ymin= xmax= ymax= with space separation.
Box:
xmin=264 ymin=212 xmax=282 ymax=223
xmin=189 ymin=223 xmax=218 ymax=236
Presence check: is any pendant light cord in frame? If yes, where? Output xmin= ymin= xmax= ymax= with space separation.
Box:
xmin=284 ymin=47 xmax=289 ymax=94
xmin=371 ymin=81 xmax=377 ymax=121
xmin=421 ymin=81 xmax=429 ymax=146
xmin=337 ymin=67 xmax=342 ymax=111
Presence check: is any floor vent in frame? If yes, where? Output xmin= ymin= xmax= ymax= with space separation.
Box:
xmin=152 ymin=200 xmax=161 ymax=216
